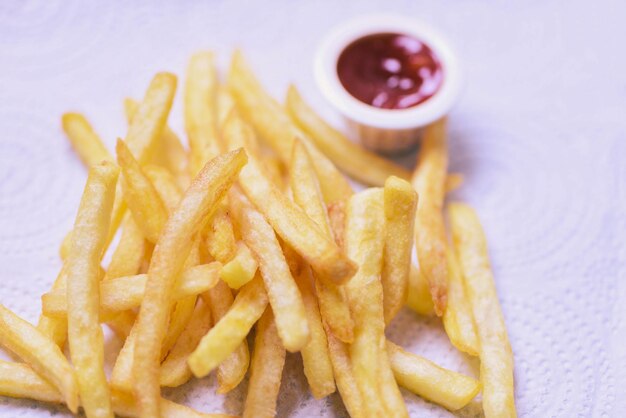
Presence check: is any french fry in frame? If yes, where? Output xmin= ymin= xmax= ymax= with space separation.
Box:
xmin=216 ymin=85 xmax=235 ymax=131
xmin=386 ymin=341 xmax=480 ymax=411
xmin=220 ymin=241 xmax=258 ymax=289
xmin=110 ymin=328 xmax=137 ymax=393
xmin=228 ymin=51 xmax=353 ymax=203
xmin=132 ymin=149 xmax=247 ymax=417
xmin=449 ymin=203 xmax=516 ymax=418
xmin=242 ymin=307 xmax=286 ymax=418
xmin=42 ymin=263 xmax=221 ymax=318
xmin=117 ymin=139 xmax=169 ymax=244
xmin=286 ymin=85 xmax=411 ymax=186
xmin=295 ymin=267 xmax=336 ymax=399
xmin=61 ymin=112 xmax=113 ymax=166
xmin=188 ymin=275 xmax=267 ymax=377
xmin=185 ymin=51 xmax=221 ymax=176
xmin=203 ymin=280 xmax=250 ymax=394
xmin=66 ymin=161 xmax=118 ymax=418
xmin=204 ymin=204 xmax=238 ymax=264
xmin=324 ymin=324 xmax=365 ymax=418
xmin=0 ymin=361 xmax=236 ymax=417
xmin=0 ymin=305 xmax=79 ymax=413
xmin=124 ymin=98 xmax=189 ymax=188
xmin=37 ymin=266 xmax=69 ymax=347
xmin=412 ymin=118 xmax=449 ymax=315
xmin=223 ymin=113 xmax=356 ymax=285
xmin=229 ymin=188 xmax=310 ymax=352
xmin=160 ymin=300 xmax=212 ymax=387
xmin=382 ymin=176 xmax=418 ymax=324
xmin=406 ymin=264 xmax=435 ymax=316
xmin=289 ymin=141 xmax=354 ymax=343
xmin=107 ymin=214 xmax=146 ymax=280
xmin=442 ymin=244 xmax=479 ymax=356
xmin=344 ymin=188 xmax=408 ymax=418
xmin=327 ymin=200 xmax=347 ymax=249
xmin=144 ymin=164 xmax=184 ymax=211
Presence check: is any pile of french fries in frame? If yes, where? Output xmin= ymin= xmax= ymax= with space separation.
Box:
xmin=0 ymin=50 xmax=516 ymax=418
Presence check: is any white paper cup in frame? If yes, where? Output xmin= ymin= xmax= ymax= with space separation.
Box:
xmin=315 ymin=15 xmax=462 ymax=154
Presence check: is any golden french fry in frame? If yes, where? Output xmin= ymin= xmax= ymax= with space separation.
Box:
xmin=295 ymin=267 xmax=336 ymax=399
xmin=66 ymin=161 xmax=118 ymax=418
xmin=243 ymin=307 xmax=286 ymax=418
xmin=42 ymin=263 xmax=221 ymax=318
xmin=229 ymin=188 xmax=310 ymax=352
xmin=61 ymin=112 xmax=113 ymax=166
xmin=344 ymin=189 xmax=408 ymax=418
xmin=188 ymin=275 xmax=267 ymax=377
xmin=286 ymin=85 xmax=411 ymax=186
xmin=203 ymin=280 xmax=250 ymax=394
xmin=324 ymin=324 xmax=364 ymax=418
xmin=227 ymin=51 xmax=353 ymax=204
xmin=110 ymin=328 xmax=137 ymax=393
xmin=124 ymin=98 xmax=189 ymax=189
xmin=185 ymin=51 xmax=221 ymax=175
xmin=412 ymin=118 xmax=449 ymax=315
xmin=216 ymin=85 xmax=235 ymax=131
xmin=443 ymin=244 xmax=479 ymax=356
xmin=204 ymin=204 xmax=238 ymax=264
xmin=386 ymin=341 xmax=480 ymax=411
xmin=0 ymin=361 xmax=236 ymax=417
xmin=449 ymin=203 xmax=516 ymax=418
xmin=37 ymin=266 xmax=69 ymax=347
xmin=446 ymin=173 xmax=464 ymax=193
xmin=107 ymin=214 xmax=146 ymax=280
xmin=382 ymin=176 xmax=418 ymax=324
xmin=289 ymin=140 xmax=354 ymax=343
xmin=160 ymin=299 xmax=212 ymax=387
xmin=220 ymin=241 xmax=258 ymax=289
xmin=0 ymin=305 xmax=79 ymax=413
xmin=132 ymin=149 xmax=247 ymax=417
xmin=117 ymin=139 xmax=169 ymax=244
xmin=144 ymin=164 xmax=184 ymax=211
xmin=406 ymin=264 xmax=434 ymax=316
xmin=224 ymin=113 xmax=356 ymax=285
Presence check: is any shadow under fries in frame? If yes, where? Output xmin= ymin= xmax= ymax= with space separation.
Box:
xmin=386 ymin=307 xmax=483 ymax=417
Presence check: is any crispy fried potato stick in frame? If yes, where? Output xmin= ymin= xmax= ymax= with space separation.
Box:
xmin=229 ymin=188 xmax=310 ymax=352
xmin=160 ymin=300 xmax=212 ymax=387
xmin=204 ymin=204 xmax=238 ymax=264
xmin=132 ymin=149 xmax=247 ymax=417
xmin=382 ymin=176 xmax=418 ymax=324
xmin=446 ymin=173 xmax=464 ymax=193
xmin=144 ymin=165 xmax=184 ymax=211
xmin=116 ymin=139 xmax=169 ymax=244
xmin=286 ymin=86 xmax=411 ymax=186
xmin=224 ymin=113 xmax=356 ymax=285
xmin=228 ymin=51 xmax=353 ymax=203
xmin=37 ymin=266 xmax=69 ymax=347
xmin=386 ymin=341 xmax=480 ymax=411
xmin=203 ymin=280 xmax=250 ymax=394
xmin=243 ymin=308 xmax=286 ymax=418
xmin=216 ymin=85 xmax=235 ymax=131
xmin=220 ymin=241 xmax=258 ymax=289
xmin=290 ymin=141 xmax=354 ymax=343
xmin=188 ymin=276 xmax=267 ymax=377
xmin=124 ymin=98 xmax=189 ymax=188
xmin=66 ymin=161 xmax=119 ymax=418
xmin=406 ymin=264 xmax=435 ymax=316
xmin=42 ymin=263 xmax=221 ymax=318
xmin=61 ymin=112 xmax=113 ymax=166
xmin=443 ymin=244 xmax=479 ymax=356
xmin=0 ymin=305 xmax=79 ymax=413
xmin=449 ymin=203 xmax=516 ymax=418
xmin=295 ymin=267 xmax=336 ymax=398
xmin=107 ymin=214 xmax=146 ymax=280
xmin=0 ymin=361 xmax=236 ymax=417
xmin=412 ymin=118 xmax=449 ymax=315
xmin=185 ymin=52 xmax=221 ymax=176
xmin=345 ymin=189 xmax=408 ymax=418
xmin=110 ymin=328 xmax=137 ymax=393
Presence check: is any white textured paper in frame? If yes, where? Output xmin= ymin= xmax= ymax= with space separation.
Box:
xmin=0 ymin=1 xmax=624 ymax=417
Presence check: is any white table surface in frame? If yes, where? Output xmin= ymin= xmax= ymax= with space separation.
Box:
xmin=0 ymin=0 xmax=624 ymax=417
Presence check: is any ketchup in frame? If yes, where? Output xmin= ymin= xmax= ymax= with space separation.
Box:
xmin=337 ymin=33 xmax=443 ymax=110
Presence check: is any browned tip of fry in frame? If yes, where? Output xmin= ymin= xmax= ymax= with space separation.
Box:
xmin=431 ymin=284 xmax=448 ymax=316
xmin=317 ymin=251 xmax=358 ymax=285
